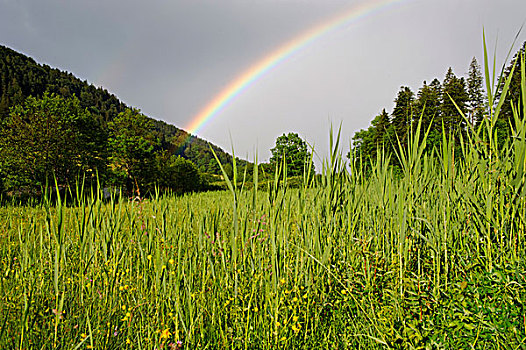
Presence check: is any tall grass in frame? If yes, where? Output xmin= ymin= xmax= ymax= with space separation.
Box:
xmin=1 ymin=42 xmax=526 ymax=349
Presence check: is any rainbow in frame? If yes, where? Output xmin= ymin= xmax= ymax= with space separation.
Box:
xmin=186 ymin=0 xmax=415 ymax=135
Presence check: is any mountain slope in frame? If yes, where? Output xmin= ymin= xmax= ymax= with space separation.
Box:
xmin=0 ymin=44 xmax=236 ymax=172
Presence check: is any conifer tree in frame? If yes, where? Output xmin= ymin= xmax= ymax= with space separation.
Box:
xmin=466 ymin=57 xmax=485 ymax=126
xmin=415 ymin=79 xmax=442 ymax=131
xmin=372 ymin=109 xmax=391 ymax=150
xmin=0 ymin=92 xmax=9 ymax=120
xmin=351 ymin=109 xmax=392 ymax=164
xmin=413 ymin=79 xmax=443 ymax=149
xmin=441 ymin=67 xmax=468 ymax=134
xmin=391 ymin=86 xmax=414 ymax=144
xmin=497 ymin=41 xmax=525 ymax=125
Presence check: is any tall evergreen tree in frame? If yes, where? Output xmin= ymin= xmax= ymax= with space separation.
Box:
xmin=415 ymin=79 xmax=442 ymax=131
xmin=0 ymin=92 xmax=9 ymax=120
xmin=497 ymin=41 xmax=525 ymax=125
xmin=351 ymin=109 xmax=392 ymax=164
xmin=466 ymin=57 xmax=485 ymax=126
xmin=391 ymin=86 xmax=414 ymax=144
xmin=372 ymin=109 xmax=391 ymax=151
xmin=413 ymin=79 xmax=443 ymax=150
xmin=441 ymin=67 xmax=468 ymax=134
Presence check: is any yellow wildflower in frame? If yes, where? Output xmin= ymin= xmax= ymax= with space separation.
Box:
xmin=160 ymin=328 xmax=171 ymax=339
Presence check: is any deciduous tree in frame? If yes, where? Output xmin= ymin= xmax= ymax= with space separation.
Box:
xmin=108 ymin=108 xmax=159 ymax=194
xmin=270 ymin=132 xmax=314 ymax=177
xmin=0 ymin=93 xmax=106 ymax=191
xmin=158 ymin=155 xmax=201 ymax=194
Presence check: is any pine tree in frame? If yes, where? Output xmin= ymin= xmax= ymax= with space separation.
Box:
xmin=466 ymin=57 xmax=485 ymax=126
xmin=497 ymin=41 xmax=525 ymax=125
xmin=0 ymin=92 xmax=9 ymax=120
xmin=441 ymin=67 xmax=468 ymax=134
xmin=415 ymin=79 xmax=441 ymax=131
xmin=371 ymin=109 xmax=391 ymax=152
xmin=391 ymin=86 xmax=414 ymax=144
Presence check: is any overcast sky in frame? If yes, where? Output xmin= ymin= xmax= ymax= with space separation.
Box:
xmin=1 ymin=0 xmax=525 ymax=166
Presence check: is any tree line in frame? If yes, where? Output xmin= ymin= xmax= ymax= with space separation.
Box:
xmin=0 ymin=93 xmax=216 ymax=197
xmin=351 ymin=42 xmax=525 ymax=168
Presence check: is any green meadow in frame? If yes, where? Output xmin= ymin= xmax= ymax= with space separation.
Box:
xmin=2 ymin=45 xmax=526 ymax=349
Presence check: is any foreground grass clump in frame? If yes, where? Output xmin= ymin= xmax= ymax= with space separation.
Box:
xmin=1 ymin=48 xmax=526 ymax=349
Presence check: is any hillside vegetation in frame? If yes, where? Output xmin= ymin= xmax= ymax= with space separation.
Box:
xmin=0 ymin=45 xmax=244 ymax=196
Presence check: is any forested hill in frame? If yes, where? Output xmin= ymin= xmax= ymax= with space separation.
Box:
xmin=0 ymin=44 xmax=234 ymax=174
xmin=0 ymin=44 xmax=246 ymax=196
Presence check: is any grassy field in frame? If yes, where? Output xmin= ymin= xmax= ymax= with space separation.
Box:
xmin=1 ymin=46 xmax=526 ymax=349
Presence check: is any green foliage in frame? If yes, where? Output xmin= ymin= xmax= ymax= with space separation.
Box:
xmin=497 ymin=42 xmax=526 ymax=126
xmin=350 ymin=50 xmax=505 ymax=167
xmin=415 ymin=79 xmax=442 ymax=132
xmin=0 ymin=93 xmax=106 ymax=191
xmin=467 ymin=57 xmax=486 ymax=126
xmin=108 ymin=108 xmax=159 ymax=194
xmin=351 ymin=109 xmax=394 ymax=169
xmin=1 ymin=102 xmax=526 ymax=347
xmin=0 ymin=45 xmax=240 ymax=196
xmin=158 ymin=155 xmax=202 ymax=194
xmin=270 ymin=132 xmax=314 ymax=177
xmin=0 ymin=45 xmax=127 ymax=123
xmin=391 ymin=86 xmax=415 ymax=144
xmin=151 ymin=119 xmax=239 ymax=175
xmin=441 ymin=67 xmax=469 ymax=135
